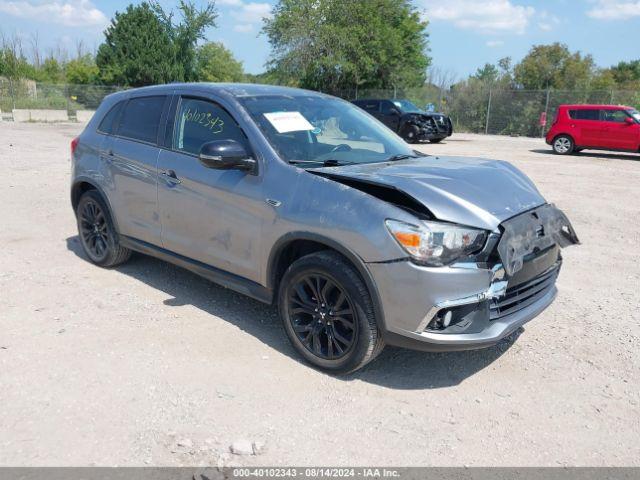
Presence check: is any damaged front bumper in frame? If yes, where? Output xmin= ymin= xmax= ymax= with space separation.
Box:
xmin=367 ymin=204 xmax=578 ymax=352
xmin=412 ymin=114 xmax=453 ymax=142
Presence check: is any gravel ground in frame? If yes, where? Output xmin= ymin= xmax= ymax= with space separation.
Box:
xmin=0 ymin=123 xmax=638 ymax=467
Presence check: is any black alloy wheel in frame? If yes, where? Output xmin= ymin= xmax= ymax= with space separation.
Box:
xmin=79 ymin=198 xmax=110 ymax=263
xmin=278 ymin=251 xmax=384 ymax=373
xmin=76 ymin=190 xmax=132 ymax=267
xmin=286 ymin=273 xmax=358 ymax=360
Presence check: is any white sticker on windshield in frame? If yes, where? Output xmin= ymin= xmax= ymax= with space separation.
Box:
xmin=263 ymin=111 xmax=314 ymax=133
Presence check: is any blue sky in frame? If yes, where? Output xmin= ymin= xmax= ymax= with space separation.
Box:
xmin=0 ymin=0 xmax=639 ymax=81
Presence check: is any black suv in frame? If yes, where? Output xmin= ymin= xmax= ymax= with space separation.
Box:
xmin=352 ymin=99 xmax=453 ymax=144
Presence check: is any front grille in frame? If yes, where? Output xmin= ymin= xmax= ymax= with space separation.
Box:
xmin=490 ymin=264 xmax=559 ymax=320
xmin=432 ymin=115 xmax=449 ymax=134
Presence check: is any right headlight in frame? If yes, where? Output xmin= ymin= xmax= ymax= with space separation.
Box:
xmin=385 ymin=219 xmax=487 ymax=266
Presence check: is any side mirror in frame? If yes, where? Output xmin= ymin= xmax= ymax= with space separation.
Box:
xmin=389 ymin=108 xmax=401 ymax=116
xmin=199 ymin=140 xmax=256 ymax=173
xmin=624 ymin=117 xmax=635 ymax=125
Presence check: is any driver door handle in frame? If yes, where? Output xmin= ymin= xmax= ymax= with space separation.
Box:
xmin=160 ymin=169 xmax=181 ymax=184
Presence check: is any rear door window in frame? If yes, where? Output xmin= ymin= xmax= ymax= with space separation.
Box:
xmin=117 ymin=96 xmax=167 ymax=144
xmin=569 ymin=109 xmax=600 ymax=121
xmin=97 ymin=101 xmax=124 ymax=134
xmin=173 ymin=97 xmax=248 ymax=155
xmin=359 ymin=101 xmax=380 ymax=113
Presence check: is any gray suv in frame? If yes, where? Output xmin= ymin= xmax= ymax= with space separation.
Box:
xmin=71 ymin=83 xmax=579 ymax=373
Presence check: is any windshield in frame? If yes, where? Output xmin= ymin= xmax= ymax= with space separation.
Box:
xmin=628 ymin=109 xmax=640 ymax=122
xmin=239 ymin=95 xmax=416 ymax=166
xmin=391 ymin=99 xmax=422 ymax=113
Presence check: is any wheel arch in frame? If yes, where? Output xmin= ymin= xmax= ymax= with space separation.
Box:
xmin=267 ymin=232 xmax=387 ymax=331
xmin=71 ymin=178 xmax=119 ymax=232
xmin=552 ymin=133 xmax=575 ymax=145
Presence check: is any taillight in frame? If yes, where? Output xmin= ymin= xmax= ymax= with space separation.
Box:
xmin=71 ymin=137 xmax=79 ymax=158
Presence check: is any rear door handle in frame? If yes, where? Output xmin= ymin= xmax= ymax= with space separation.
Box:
xmin=102 ymin=149 xmax=114 ymax=162
xmin=160 ymin=169 xmax=181 ymax=184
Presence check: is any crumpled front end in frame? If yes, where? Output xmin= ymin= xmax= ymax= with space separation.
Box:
xmin=406 ymin=113 xmax=453 ymax=141
xmin=368 ymin=204 xmax=579 ymax=351
xmin=498 ymin=203 xmax=580 ymax=276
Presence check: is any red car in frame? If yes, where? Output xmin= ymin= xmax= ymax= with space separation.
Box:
xmin=546 ymin=104 xmax=640 ymax=155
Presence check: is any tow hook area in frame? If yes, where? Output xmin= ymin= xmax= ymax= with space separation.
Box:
xmin=417 ymin=265 xmax=507 ymax=333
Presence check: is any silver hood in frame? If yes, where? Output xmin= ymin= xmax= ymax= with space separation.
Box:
xmin=313 ymin=156 xmax=546 ymax=231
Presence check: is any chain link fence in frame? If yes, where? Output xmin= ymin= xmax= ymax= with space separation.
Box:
xmin=1 ymin=80 xmax=638 ymax=136
xmin=336 ymin=86 xmax=640 ymax=138
xmin=0 ymin=79 xmax=123 ymax=120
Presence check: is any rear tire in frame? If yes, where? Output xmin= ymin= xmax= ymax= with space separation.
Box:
xmin=278 ymin=251 xmax=384 ymax=374
xmin=76 ymin=190 xmax=132 ymax=267
xmin=552 ymin=135 xmax=574 ymax=155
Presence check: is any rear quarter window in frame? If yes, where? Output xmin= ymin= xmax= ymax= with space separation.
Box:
xmin=117 ymin=96 xmax=167 ymax=144
xmin=97 ymin=101 xmax=124 ymax=134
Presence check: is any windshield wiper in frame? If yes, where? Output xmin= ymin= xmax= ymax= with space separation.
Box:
xmin=289 ymin=159 xmax=357 ymax=167
xmin=384 ymin=153 xmax=421 ymax=162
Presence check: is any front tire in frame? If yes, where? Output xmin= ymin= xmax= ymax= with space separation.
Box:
xmin=278 ymin=251 xmax=384 ymax=374
xmin=552 ymin=135 xmax=574 ymax=155
xmin=76 ymin=190 xmax=132 ymax=267
xmin=400 ymin=125 xmax=420 ymax=144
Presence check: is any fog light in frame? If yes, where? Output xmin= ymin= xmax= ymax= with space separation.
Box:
xmin=442 ymin=310 xmax=452 ymax=328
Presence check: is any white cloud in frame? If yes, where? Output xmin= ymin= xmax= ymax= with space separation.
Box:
xmin=486 ymin=40 xmax=504 ymax=47
xmin=231 ymin=2 xmax=272 ymax=24
xmin=420 ymin=0 xmax=535 ymax=34
xmin=587 ymin=0 xmax=640 ymax=19
xmin=0 ymin=0 xmax=107 ymax=27
xmin=222 ymin=1 xmax=271 ymax=34
xmin=233 ymin=23 xmax=253 ymax=33
xmin=537 ymin=10 xmax=560 ymax=31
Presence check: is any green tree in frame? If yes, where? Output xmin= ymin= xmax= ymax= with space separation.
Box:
xmin=263 ymin=0 xmax=430 ymax=94
xmin=96 ymin=2 xmax=180 ymax=86
xmin=151 ymin=0 xmax=218 ymax=82
xmin=196 ymin=42 xmax=244 ymax=82
xmin=514 ymin=43 xmax=595 ymax=90
xmin=472 ymin=63 xmax=500 ymax=84
xmin=609 ymin=60 xmax=640 ymax=87
xmin=65 ymin=54 xmax=99 ymax=84
xmin=40 ymin=57 xmax=65 ymax=83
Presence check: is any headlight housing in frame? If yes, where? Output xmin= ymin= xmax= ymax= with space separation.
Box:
xmin=385 ymin=219 xmax=487 ymax=266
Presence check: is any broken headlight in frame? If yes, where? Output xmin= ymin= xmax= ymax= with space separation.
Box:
xmin=385 ymin=219 xmax=487 ymax=266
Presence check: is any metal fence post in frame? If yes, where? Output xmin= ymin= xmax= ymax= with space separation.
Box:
xmin=485 ymin=89 xmax=492 ymax=135
xmin=541 ymin=88 xmax=551 ymax=138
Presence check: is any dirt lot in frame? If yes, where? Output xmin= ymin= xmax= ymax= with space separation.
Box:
xmin=0 ymin=123 xmax=639 ymax=467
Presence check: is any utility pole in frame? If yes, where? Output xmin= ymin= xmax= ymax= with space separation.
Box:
xmin=541 ymin=88 xmax=551 ymax=138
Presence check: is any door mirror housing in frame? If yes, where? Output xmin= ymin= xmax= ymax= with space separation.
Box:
xmin=389 ymin=108 xmax=401 ymax=116
xmin=624 ymin=116 xmax=635 ymax=125
xmin=199 ymin=140 xmax=256 ymax=173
